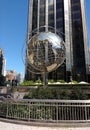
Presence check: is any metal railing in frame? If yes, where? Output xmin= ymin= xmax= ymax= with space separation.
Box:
xmin=0 ymin=99 xmax=90 ymax=122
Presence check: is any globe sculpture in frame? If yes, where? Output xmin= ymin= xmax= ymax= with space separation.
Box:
xmin=26 ymin=29 xmax=65 ymax=87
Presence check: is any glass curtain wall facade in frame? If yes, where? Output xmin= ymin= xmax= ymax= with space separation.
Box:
xmin=0 ymin=49 xmax=6 ymax=76
xmin=25 ymin=0 xmax=89 ymax=82
xmin=71 ymin=0 xmax=89 ymax=81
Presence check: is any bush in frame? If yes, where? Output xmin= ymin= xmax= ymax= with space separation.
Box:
xmin=70 ymin=87 xmax=87 ymax=100
xmin=20 ymin=80 xmax=34 ymax=86
xmin=72 ymin=80 xmax=78 ymax=84
xmin=35 ymin=79 xmax=42 ymax=84
xmin=48 ymin=79 xmax=55 ymax=83
xmin=24 ymin=87 xmax=88 ymax=100
xmin=57 ymin=80 xmax=65 ymax=83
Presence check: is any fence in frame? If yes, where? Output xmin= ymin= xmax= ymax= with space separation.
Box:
xmin=0 ymin=99 xmax=90 ymax=122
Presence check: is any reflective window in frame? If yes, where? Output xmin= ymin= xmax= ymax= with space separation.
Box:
xmin=39 ymin=0 xmax=45 ymax=27
xmin=56 ymin=0 xmax=64 ymax=33
xmin=71 ymin=0 xmax=86 ymax=75
xmin=72 ymin=5 xmax=80 ymax=11
xmin=49 ymin=22 xmax=54 ymax=28
xmin=32 ymin=0 xmax=38 ymax=30
xmin=56 ymin=20 xmax=63 ymax=28
xmin=72 ymin=12 xmax=81 ymax=20
xmin=48 ymin=0 xmax=54 ymax=5
xmin=48 ymin=13 xmax=54 ymax=20
xmin=56 ymin=10 xmax=63 ymax=19
xmin=71 ymin=0 xmax=80 ymax=4
xmin=56 ymin=0 xmax=63 ymax=4
xmin=40 ymin=0 xmax=45 ymax=5
xmin=40 ymin=16 xmax=45 ymax=21
xmin=40 ymin=7 xmax=45 ymax=14
xmin=48 ymin=5 xmax=54 ymax=12
xmin=56 ymin=2 xmax=63 ymax=9
xmin=48 ymin=0 xmax=54 ymax=27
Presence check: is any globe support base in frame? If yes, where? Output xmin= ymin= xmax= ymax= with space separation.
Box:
xmin=43 ymin=72 xmax=48 ymax=88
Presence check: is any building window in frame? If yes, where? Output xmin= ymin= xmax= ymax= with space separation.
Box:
xmin=48 ymin=0 xmax=54 ymax=28
xmin=40 ymin=0 xmax=45 ymax=5
xmin=39 ymin=0 xmax=45 ymax=27
xmin=48 ymin=0 xmax=54 ymax=5
xmin=72 ymin=5 xmax=80 ymax=11
xmin=72 ymin=12 xmax=81 ymax=20
xmin=32 ymin=0 xmax=38 ymax=30
xmin=71 ymin=0 xmax=80 ymax=4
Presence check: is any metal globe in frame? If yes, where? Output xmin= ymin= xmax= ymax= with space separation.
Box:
xmin=27 ymin=32 xmax=65 ymax=73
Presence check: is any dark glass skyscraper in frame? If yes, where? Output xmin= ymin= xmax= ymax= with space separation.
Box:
xmin=25 ymin=0 xmax=89 ymax=82
xmin=0 ymin=49 xmax=6 ymax=76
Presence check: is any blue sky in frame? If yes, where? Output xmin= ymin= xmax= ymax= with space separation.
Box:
xmin=0 ymin=0 xmax=28 ymax=75
xmin=0 ymin=0 xmax=90 ymax=76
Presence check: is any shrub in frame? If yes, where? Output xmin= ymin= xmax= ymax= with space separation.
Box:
xmin=72 ymin=80 xmax=78 ymax=84
xmin=24 ymin=87 xmax=88 ymax=100
xmin=35 ymin=79 xmax=42 ymax=84
xmin=57 ymin=80 xmax=66 ymax=83
xmin=48 ymin=79 xmax=55 ymax=83
xmin=20 ymin=80 xmax=34 ymax=86
xmin=70 ymin=87 xmax=87 ymax=100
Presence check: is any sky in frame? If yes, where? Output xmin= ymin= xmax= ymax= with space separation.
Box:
xmin=0 ymin=0 xmax=90 ymax=76
xmin=0 ymin=0 xmax=28 ymax=75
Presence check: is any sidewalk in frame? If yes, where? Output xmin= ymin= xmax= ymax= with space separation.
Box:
xmin=0 ymin=121 xmax=90 ymax=130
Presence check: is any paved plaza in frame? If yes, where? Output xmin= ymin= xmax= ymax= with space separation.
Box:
xmin=0 ymin=121 xmax=90 ymax=130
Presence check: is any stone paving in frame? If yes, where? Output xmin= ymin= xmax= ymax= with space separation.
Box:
xmin=0 ymin=121 xmax=90 ymax=130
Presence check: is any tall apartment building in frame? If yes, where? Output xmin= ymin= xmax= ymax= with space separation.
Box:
xmin=25 ymin=0 xmax=89 ymax=82
xmin=89 ymin=47 xmax=90 ymax=73
xmin=6 ymin=70 xmax=24 ymax=85
xmin=0 ymin=49 xmax=6 ymax=76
